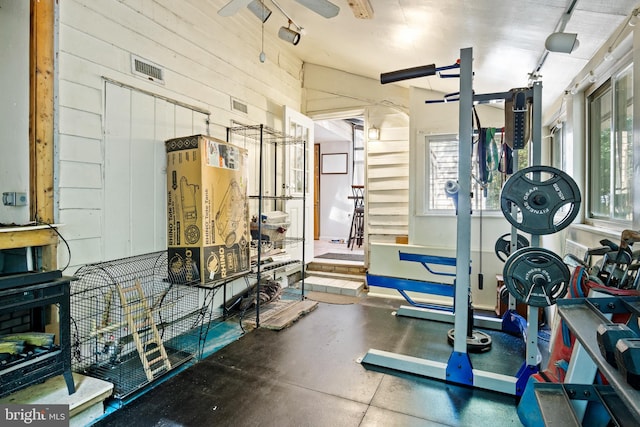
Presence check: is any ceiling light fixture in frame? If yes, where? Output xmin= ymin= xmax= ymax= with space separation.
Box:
xmin=629 ymin=8 xmax=639 ymax=26
xmin=278 ymin=22 xmax=301 ymax=45
xmin=348 ymin=0 xmax=374 ymax=19
xmin=247 ymin=0 xmax=272 ymax=23
xmin=603 ymin=47 xmax=614 ymax=61
xmin=367 ymin=126 xmax=379 ymax=140
xmin=545 ymin=32 xmax=580 ymax=53
xmin=570 ymin=84 xmax=579 ymax=95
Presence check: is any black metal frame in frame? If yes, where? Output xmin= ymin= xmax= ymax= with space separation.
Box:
xmin=0 ymin=270 xmax=75 ymax=398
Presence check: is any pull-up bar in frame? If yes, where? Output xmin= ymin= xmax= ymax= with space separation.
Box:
xmin=380 ymin=62 xmax=460 ymax=84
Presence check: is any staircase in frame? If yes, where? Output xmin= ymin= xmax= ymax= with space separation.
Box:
xmin=305 ymin=259 xmax=367 ymax=297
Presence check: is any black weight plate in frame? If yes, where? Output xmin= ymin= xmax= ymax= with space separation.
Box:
xmin=500 ymin=165 xmax=581 ymax=235
xmin=447 ymin=328 xmax=492 ymax=353
xmin=503 ymin=247 xmax=570 ymax=307
xmin=494 ymin=232 xmax=530 ymax=262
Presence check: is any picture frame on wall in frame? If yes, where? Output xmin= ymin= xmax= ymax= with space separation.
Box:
xmin=321 ymin=153 xmax=348 ymax=174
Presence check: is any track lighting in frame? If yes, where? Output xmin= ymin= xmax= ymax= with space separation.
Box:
xmin=604 ymin=47 xmax=614 ymax=62
xmin=545 ymin=32 xmax=579 ymax=53
xmin=570 ymin=84 xmax=579 ymax=95
xmin=278 ymin=23 xmax=301 ymax=45
xmin=629 ymin=8 xmax=639 ymax=26
xmin=247 ymin=0 xmax=272 ymax=23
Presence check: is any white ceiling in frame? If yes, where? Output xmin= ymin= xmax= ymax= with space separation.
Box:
xmin=219 ymin=0 xmax=638 ymax=124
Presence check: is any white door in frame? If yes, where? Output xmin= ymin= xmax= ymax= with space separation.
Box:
xmin=104 ymin=82 xmax=208 ymax=259
xmin=283 ymin=106 xmax=314 ymax=263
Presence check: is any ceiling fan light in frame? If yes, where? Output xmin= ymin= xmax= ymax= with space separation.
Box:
xmin=278 ymin=26 xmax=301 ymax=45
xmin=545 ymin=32 xmax=579 ymax=53
xmin=247 ymin=0 xmax=272 ymax=23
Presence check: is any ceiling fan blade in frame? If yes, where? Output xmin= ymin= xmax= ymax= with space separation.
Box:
xmin=295 ymin=0 xmax=339 ymax=18
xmin=218 ymin=0 xmax=253 ymax=17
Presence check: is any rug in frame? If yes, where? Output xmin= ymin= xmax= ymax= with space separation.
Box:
xmin=242 ymin=299 xmax=318 ymax=331
xmin=315 ymin=252 xmax=364 ymax=262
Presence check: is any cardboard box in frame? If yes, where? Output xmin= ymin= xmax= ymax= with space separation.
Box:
xmin=165 ymin=135 xmax=250 ymax=284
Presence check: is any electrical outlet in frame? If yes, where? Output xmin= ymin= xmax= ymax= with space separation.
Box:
xmin=2 ymin=192 xmax=27 ymax=206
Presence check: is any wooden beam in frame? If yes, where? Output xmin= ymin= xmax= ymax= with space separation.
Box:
xmin=0 ymin=228 xmax=58 ymax=250
xmin=29 ymin=0 xmax=57 ymax=270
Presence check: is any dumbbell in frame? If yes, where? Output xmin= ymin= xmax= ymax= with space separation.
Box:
xmin=615 ymin=338 xmax=640 ymax=390
xmin=596 ymin=323 xmax=638 ymax=367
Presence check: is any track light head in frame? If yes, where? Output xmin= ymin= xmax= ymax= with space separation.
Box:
xmin=248 ymin=0 xmax=272 ymax=23
xmin=278 ymin=25 xmax=301 ymax=45
xmin=545 ymin=32 xmax=579 ymax=53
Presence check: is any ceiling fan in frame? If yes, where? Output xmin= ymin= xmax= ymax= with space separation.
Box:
xmin=218 ymin=0 xmax=340 ymax=19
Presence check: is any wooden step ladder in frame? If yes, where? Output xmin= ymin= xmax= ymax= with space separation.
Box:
xmin=117 ymin=280 xmax=172 ymax=382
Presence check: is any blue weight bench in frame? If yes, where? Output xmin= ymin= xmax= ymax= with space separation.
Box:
xmin=366 ymin=251 xmax=464 ymax=311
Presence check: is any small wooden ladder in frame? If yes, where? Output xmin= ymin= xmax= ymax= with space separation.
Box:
xmin=117 ymin=280 xmax=172 ymax=382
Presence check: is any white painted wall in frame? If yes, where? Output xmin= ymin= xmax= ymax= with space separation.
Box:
xmin=304 ymin=64 xmax=411 ymax=255
xmin=56 ymin=0 xmax=304 ymax=275
xmin=0 ymin=0 xmax=30 ymax=224
xmin=319 ymin=140 xmax=352 ymax=240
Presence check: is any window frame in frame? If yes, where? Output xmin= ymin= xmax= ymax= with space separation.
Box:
xmin=417 ymin=131 xmax=523 ymax=216
xmin=586 ymin=59 xmax=634 ymax=228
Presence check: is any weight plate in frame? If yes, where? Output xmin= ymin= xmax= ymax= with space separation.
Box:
xmin=500 ymin=165 xmax=581 ymax=235
xmin=503 ymin=247 xmax=570 ymax=307
xmin=447 ymin=328 xmax=492 ymax=353
xmin=495 ymin=232 xmax=530 ymax=262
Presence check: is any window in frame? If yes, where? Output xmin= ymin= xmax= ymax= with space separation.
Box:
xmin=588 ymin=64 xmax=633 ymax=223
xmin=551 ymin=123 xmax=566 ymax=171
xmin=422 ymin=133 xmax=528 ymax=212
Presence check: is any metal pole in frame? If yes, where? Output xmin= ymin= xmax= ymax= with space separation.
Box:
xmin=256 ymin=125 xmax=264 ymax=327
xmin=453 ymin=47 xmax=473 ymax=354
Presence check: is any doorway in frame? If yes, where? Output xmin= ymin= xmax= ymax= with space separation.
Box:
xmin=312 ymin=116 xmax=365 ymax=264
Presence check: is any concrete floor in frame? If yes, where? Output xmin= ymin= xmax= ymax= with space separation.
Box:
xmin=94 ymin=293 xmax=524 ymax=427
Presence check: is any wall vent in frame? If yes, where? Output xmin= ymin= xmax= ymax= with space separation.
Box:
xmin=131 ymin=55 xmax=165 ymax=84
xmin=231 ymin=98 xmax=248 ymax=114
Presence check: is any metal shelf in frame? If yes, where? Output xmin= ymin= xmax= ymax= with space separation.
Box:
xmin=534 ymin=383 xmax=637 ymax=427
xmin=227 ymin=123 xmax=307 ymax=328
xmin=249 ymin=195 xmax=304 ymax=201
xmin=228 ymin=123 xmax=304 ymax=145
xmin=557 ymin=297 xmax=640 ymax=421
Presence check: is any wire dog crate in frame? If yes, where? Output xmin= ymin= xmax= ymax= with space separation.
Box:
xmin=70 ymin=251 xmax=202 ymax=399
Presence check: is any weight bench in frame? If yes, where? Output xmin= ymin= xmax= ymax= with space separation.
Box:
xmin=367 ymin=250 xmax=530 ymax=338
xmin=366 ymin=251 xmax=459 ymax=311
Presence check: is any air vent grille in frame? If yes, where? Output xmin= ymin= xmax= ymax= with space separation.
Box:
xmin=131 ymin=55 xmax=165 ymax=84
xmin=231 ymin=99 xmax=248 ymax=114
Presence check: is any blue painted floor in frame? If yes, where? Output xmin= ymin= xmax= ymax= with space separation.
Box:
xmin=94 ymin=295 xmax=525 ymax=426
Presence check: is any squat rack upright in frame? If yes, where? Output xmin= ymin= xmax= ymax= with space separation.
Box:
xmin=361 ymin=47 xmax=543 ymax=396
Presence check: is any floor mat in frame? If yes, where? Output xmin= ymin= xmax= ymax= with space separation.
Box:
xmin=315 ymin=252 xmax=364 ymax=262
xmin=243 ymin=299 xmax=318 ymax=330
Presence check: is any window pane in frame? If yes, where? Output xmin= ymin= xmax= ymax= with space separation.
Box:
xmin=429 ymin=140 xmax=458 ymax=210
xmin=427 ymin=134 xmax=521 ymax=211
xmin=613 ymin=67 xmax=633 ymax=220
xmin=589 ymin=87 xmax=612 ymax=218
